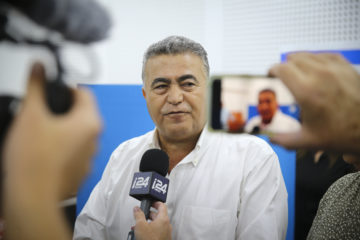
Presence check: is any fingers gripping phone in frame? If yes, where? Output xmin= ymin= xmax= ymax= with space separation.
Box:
xmin=208 ymin=75 xmax=301 ymax=135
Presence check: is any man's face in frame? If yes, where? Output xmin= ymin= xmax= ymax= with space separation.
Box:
xmin=142 ymin=53 xmax=207 ymax=143
xmin=257 ymin=91 xmax=278 ymax=124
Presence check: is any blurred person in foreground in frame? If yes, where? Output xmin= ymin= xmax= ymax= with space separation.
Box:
xmin=294 ymin=150 xmax=355 ymax=240
xmin=1 ymin=63 xmax=172 ymax=240
xmin=270 ymin=52 xmax=360 ymax=240
xmin=74 ymin=36 xmax=288 ymax=240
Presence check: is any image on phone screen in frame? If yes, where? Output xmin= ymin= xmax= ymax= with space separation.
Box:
xmin=209 ymin=75 xmax=301 ymax=135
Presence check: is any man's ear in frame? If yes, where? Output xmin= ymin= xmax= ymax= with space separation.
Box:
xmin=142 ymin=88 xmax=146 ymax=99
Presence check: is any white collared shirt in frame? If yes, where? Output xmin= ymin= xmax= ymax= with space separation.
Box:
xmin=74 ymin=127 xmax=288 ymax=240
xmin=245 ymin=110 xmax=301 ymax=134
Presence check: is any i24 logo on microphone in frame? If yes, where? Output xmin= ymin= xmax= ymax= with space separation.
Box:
xmin=152 ymin=178 xmax=167 ymax=194
xmin=132 ymin=176 xmax=150 ymax=189
xmin=129 ymin=172 xmax=169 ymax=202
xmin=131 ymin=176 xmax=167 ymax=194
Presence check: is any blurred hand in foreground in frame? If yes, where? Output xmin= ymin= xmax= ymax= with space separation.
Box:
xmin=269 ymin=53 xmax=360 ymax=155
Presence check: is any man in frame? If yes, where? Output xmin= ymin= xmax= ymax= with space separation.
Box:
xmin=2 ymin=63 xmax=171 ymax=240
xmin=245 ymin=88 xmax=301 ymax=134
xmin=74 ymin=36 xmax=288 ymax=240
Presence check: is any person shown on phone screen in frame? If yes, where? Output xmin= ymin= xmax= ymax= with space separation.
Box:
xmin=244 ymin=88 xmax=301 ymax=134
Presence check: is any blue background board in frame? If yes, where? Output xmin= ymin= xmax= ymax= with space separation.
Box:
xmin=248 ymin=106 xmax=298 ymax=240
xmin=259 ymin=135 xmax=296 ymax=240
xmin=76 ymin=84 xmax=296 ymax=240
xmin=76 ymin=85 xmax=155 ymax=215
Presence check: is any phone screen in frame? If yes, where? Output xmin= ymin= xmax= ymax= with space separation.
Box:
xmin=209 ymin=75 xmax=301 ymax=135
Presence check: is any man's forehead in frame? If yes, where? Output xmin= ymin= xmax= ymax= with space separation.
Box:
xmin=144 ymin=53 xmax=206 ymax=83
xmin=259 ymin=91 xmax=276 ymax=98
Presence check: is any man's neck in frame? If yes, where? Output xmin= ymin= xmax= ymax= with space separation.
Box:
xmin=157 ymin=131 xmax=202 ymax=173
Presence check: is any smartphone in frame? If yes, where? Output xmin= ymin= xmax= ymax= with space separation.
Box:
xmin=208 ymin=75 xmax=301 ymax=135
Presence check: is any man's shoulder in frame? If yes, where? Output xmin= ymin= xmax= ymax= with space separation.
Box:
xmin=246 ymin=115 xmax=261 ymax=124
xmin=324 ymin=171 xmax=360 ymax=197
xmin=207 ymin=130 xmax=274 ymax=156
xmin=317 ymin=172 xmax=360 ymax=212
xmin=308 ymin=172 xmax=360 ymax=239
xmin=207 ymin=132 xmax=280 ymax=179
xmin=238 ymin=134 xmax=275 ymax=155
xmin=106 ymin=130 xmax=154 ymax=170
xmin=112 ymin=130 xmax=154 ymax=156
xmin=100 ymin=130 xmax=155 ymax=183
xmin=244 ymin=115 xmax=261 ymax=132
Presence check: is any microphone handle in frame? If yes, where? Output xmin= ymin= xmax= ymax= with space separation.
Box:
xmin=0 ymin=96 xmax=19 ymax=214
xmin=45 ymin=81 xmax=73 ymax=114
xmin=127 ymin=199 xmax=152 ymax=240
xmin=45 ymin=42 xmax=73 ymax=115
xmin=140 ymin=199 xmax=152 ymax=220
xmin=127 ymin=229 xmax=135 ymax=240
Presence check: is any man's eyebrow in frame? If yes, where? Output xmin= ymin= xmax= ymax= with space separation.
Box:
xmin=151 ymin=78 xmax=171 ymax=88
xmin=177 ymin=74 xmax=198 ymax=83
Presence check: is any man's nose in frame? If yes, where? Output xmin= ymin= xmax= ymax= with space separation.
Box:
xmin=167 ymin=85 xmax=183 ymax=105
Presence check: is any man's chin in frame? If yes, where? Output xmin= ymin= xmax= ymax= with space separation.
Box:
xmin=261 ymin=116 xmax=273 ymax=124
xmin=161 ymin=126 xmax=196 ymax=141
xmin=167 ymin=127 xmax=190 ymax=136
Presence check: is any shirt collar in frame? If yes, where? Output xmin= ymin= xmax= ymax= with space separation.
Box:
xmin=187 ymin=126 xmax=208 ymax=166
xmin=195 ymin=125 xmax=207 ymax=150
xmin=148 ymin=128 xmax=161 ymax=149
xmin=147 ymin=126 xmax=208 ymax=167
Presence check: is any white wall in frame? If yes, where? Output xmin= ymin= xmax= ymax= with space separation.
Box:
xmin=93 ymin=0 xmax=223 ymax=84
xmin=1 ymin=0 xmax=359 ymax=95
xmin=221 ymin=0 xmax=360 ymax=74
xmin=91 ymin=0 xmax=360 ymax=83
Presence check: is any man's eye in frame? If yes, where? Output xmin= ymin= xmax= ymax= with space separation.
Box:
xmin=154 ymin=84 xmax=167 ymax=89
xmin=182 ymin=82 xmax=195 ymax=87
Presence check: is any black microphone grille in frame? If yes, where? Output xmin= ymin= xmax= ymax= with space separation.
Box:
xmin=5 ymin=0 xmax=112 ymax=43
xmin=140 ymin=149 xmax=169 ymax=177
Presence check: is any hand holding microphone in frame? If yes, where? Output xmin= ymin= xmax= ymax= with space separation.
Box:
xmin=128 ymin=149 xmax=172 ymax=240
xmin=133 ymin=202 xmax=172 ymax=240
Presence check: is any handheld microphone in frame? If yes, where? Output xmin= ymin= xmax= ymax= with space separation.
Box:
xmin=2 ymin=0 xmax=112 ymax=43
xmin=251 ymin=126 xmax=260 ymax=135
xmin=127 ymin=149 xmax=169 ymax=240
xmin=0 ymin=0 xmax=112 ymax=209
xmin=1 ymin=0 xmax=112 ymax=114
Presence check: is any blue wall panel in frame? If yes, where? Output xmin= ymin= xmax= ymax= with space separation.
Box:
xmin=248 ymin=106 xmax=297 ymax=240
xmin=260 ymin=135 xmax=296 ymax=240
xmin=76 ymin=84 xmax=154 ymax=215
